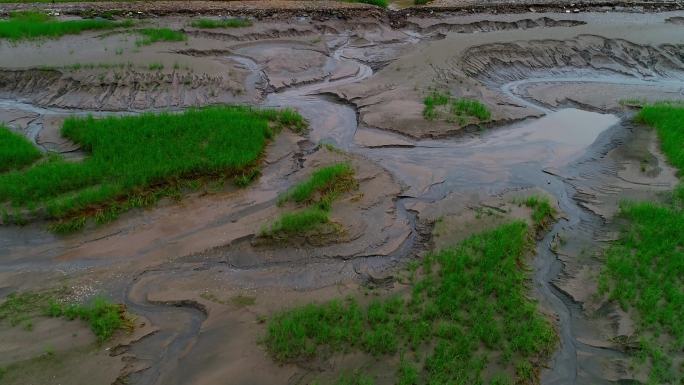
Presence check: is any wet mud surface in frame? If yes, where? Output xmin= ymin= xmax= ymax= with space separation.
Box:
xmin=0 ymin=6 xmax=683 ymax=385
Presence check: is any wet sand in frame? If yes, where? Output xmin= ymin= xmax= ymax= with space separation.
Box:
xmin=0 ymin=7 xmax=683 ymax=385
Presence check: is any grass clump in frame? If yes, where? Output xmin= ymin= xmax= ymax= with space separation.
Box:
xmin=423 ymin=90 xmax=491 ymax=124
xmin=264 ymin=221 xmax=556 ymax=384
xmin=345 ymin=0 xmax=388 ymax=7
xmin=190 ymin=18 xmax=252 ymax=29
xmin=136 ymin=28 xmax=186 ymax=46
xmin=522 ymin=195 xmax=555 ymax=230
xmin=451 ymin=98 xmax=491 ymax=121
xmin=422 ymin=91 xmax=450 ymax=120
xmin=0 ymin=11 xmax=133 ymax=41
xmin=262 ymin=162 xmax=357 ymax=239
xmin=598 ymin=103 xmax=684 ymax=384
xmin=0 ymin=291 xmax=128 ymax=342
xmin=277 ymin=163 xmax=356 ymax=207
xmin=265 ymin=207 xmax=330 ymax=236
xmin=0 ymin=106 xmax=304 ymax=230
xmin=46 ymin=297 xmax=129 ymax=342
xmin=636 ymin=103 xmax=684 ymax=171
xmin=0 ymin=125 xmax=41 ymax=172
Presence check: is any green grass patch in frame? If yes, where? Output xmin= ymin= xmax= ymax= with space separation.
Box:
xmin=422 ymin=91 xmax=450 ymax=120
xmin=262 ymin=162 xmax=357 ymax=240
xmin=0 ymin=11 xmax=133 ymax=41
xmin=451 ymin=98 xmax=491 ymax=121
xmin=0 ymin=291 xmax=128 ymax=341
xmin=190 ymin=18 xmax=252 ymax=29
xmin=262 ymin=207 xmax=330 ymax=236
xmin=136 ymin=28 xmax=186 ymax=46
xmin=522 ymin=195 xmax=555 ymax=230
xmin=277 ymin=163 xmax=356 ymax=207
xmin=636 ymin=103 xmax=684 ymax=172
xmin=46 ymin=297 xmax=130 ymax=342
xmin=264 ymin=221 xmax=556 ymax=384
xmin=0 ymin=106 xmax=304 ymax=230
xmin=344 ymin=0 xmax=388 ymax=7
xmin=598 ymin=103 xmax=684 ymax=384
xmin=423 ymin=90 xmax=491 ymax=124
xmin=0 ymin=125 xmax=41 ymax=173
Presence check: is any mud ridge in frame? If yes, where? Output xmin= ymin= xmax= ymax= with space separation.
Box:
xmin=0 ymin=68 xmax=248 ymax=110
xmin=461 ymin=35 xmax=684 ymax=85
xmin=406 ymin=17 xmax=586 ymax=35
xmin=185 ymin=25 xmax=338 ymax=42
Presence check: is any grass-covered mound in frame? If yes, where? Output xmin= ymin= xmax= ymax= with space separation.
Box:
xmin=261 ymin=162 xmax=358 ymax=240
xmin=599 ymin=103 xmax=684 ymax=384
xmin=0 ymin=125 xmax=41 ymax=173
xmin=0 ymin=11 xmax=133 ymax=41
xmin=0 ymin=106 xmax=304 ymax=231
xmin=265 ymin=221 xmax=556 ymax=384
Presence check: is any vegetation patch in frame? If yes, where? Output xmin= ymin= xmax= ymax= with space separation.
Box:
xmin=0 ymin=290 xmax=129 ymax=342
xmin=423 ymin=90 xmax=491 ymax=125
xmin=0 ymin=125 xmax=41 ymax=173
xmin=261 ymin=163 xmax=358 ymax=240
xmin=345 ymin=0 xmax=388 ymax=7
xmin=0 ymin=11 xmax=133 ymax=41
xmin=264 ymin=221 xmax=556 ymax=384
xmin=0 ymin=106 xmax=304 ymax=231
xmin=277 ymin=163 xmax=356 ymax=208
xmin=46 ymin=297 xmax=130 ymax=342
xmin=190 ymin=18 xmax=253 ymax=29
xmin=521 ymin=195 xmax=555 ymax=230
xmin=136 ymin=28 xmax=186 ymax=46
xmin=598 ymin=103 xmax=684 ymax=384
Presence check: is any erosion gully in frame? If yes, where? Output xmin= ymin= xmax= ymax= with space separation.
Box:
xmin=0 ymin=34 xmax=676 ymax=385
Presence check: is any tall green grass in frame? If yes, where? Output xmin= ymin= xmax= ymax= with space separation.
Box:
xmin=262 ymin=163 xmax=357 ymax=239
xmin=0 ymin=125 xmax=41 ymax=172
xmin=46 ymin=297 xmax=129 ymax=342
xmin=0 ymin=291 xmax=127 ymax=341
xmin=344 ymin=0 xmax=388 ymax=7
xmin=0 ymin=106 xmax=303 ymax=228
xmin=277 ymin=163 xmax=355 ymax=207
xmin=136 ymin=28 xmax=186 ymax=46
xmin=523 ymin=195 xmax=555 ymax=230
xmin=637 ymin=103 xmax=684 ymax=172
xmin=190 ymin=18 xmax=252 ymax=29
xmin=0 ymin=11 xmax=133 ymax=41
xmin=423 ymin=90 xmax=491 ymax=123
xmin=265 ymin=221 xmax=556 ymax=384
xmin=599 ymin=103 xmax=684 ymax=384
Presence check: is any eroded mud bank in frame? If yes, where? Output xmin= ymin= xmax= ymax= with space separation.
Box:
xmin=0 ymin=8 xmax=683 ymax=385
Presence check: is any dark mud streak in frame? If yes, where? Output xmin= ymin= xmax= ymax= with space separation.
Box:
xmin=460 ymin=35 xmax=684 ymax=83
xmin=119 ymin=268 xmax=208 ymax=385
xmin=405 ymin=17 xmax=586 ymax=35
